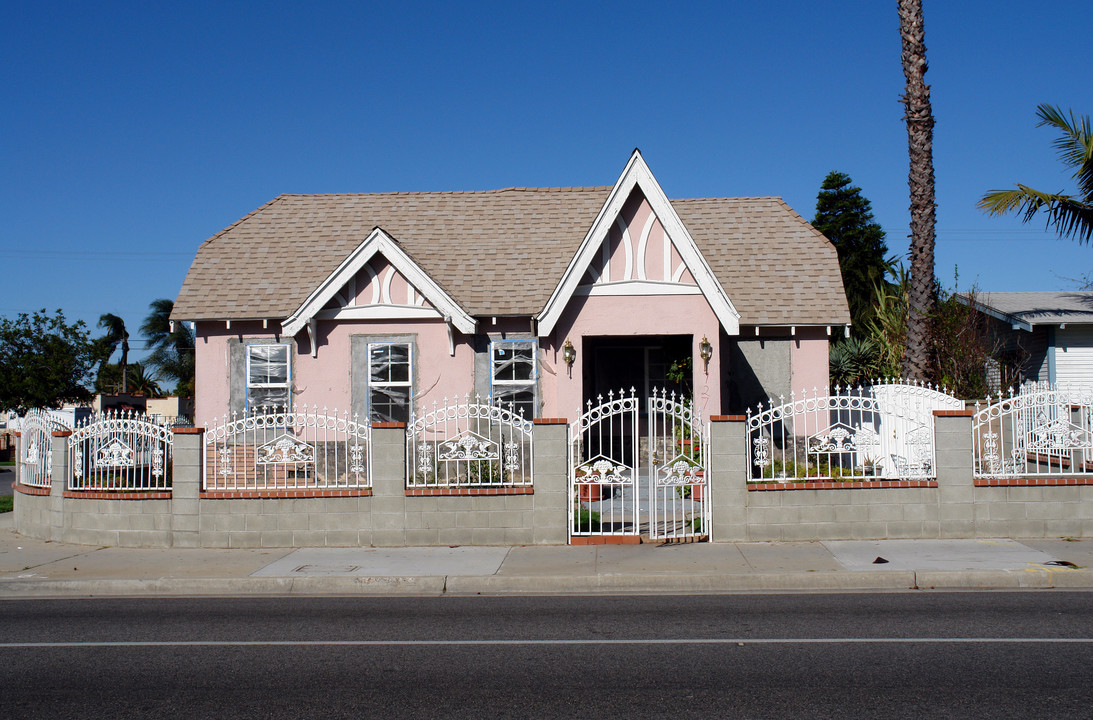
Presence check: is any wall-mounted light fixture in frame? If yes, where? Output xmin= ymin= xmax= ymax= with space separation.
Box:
xmin=699 ymin=335 xmax=713 ymax=374
xmin=563 ymin=339 xmax=576 ymax=378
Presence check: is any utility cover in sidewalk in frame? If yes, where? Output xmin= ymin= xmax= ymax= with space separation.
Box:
xmin=824 ymin=539 xmax=1055 ymax=571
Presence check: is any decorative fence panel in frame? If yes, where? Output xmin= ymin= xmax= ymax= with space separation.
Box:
xmin=68 ymin=411 xmax=173 ymax=491
xmin=18 ymin=409 xmax=66 ymax=488
xmin=647 ymin=389 xmax=709 ymax=541
xmin=747 ymin=381 xmax=963 ymax=482
xmin=407 ymin=395 xmax=533 ymax=488
xmin=974 ymin=383 xmax=1093 ymax=479
xmin=570 ymin=389 xmax=640 ymax=537
xmin=204 ymin=406 xmax=370 ymax=491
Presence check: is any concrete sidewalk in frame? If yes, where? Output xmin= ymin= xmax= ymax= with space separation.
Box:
xmin=1 ymin=513 xmax=1091 ymax=597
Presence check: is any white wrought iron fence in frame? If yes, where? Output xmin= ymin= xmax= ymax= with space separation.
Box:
xmin=746 ymin=380 xmax=962 ymax=482
xmin=204 ymin=405 xmax=370 ymax=491
xmin=18 ymin=408 xmax=67 ymax=488
xmin=647 ymin=389 xmax=709 ymax=540
xmin=68 ymin=410 xmax=174 ymax=491
xmin=974 ymin=382 xmax=1093 ymax=479
xmin=408 ymin=395 xmax=533 ymax=487
xmin=570 ymin=389 xmax=640 ymax=537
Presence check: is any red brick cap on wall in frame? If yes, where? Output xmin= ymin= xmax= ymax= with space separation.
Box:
xmin=172 ymin=427 xmax=205 ymax=434
xmin=933 ymin=409 xmax=973 ymax=417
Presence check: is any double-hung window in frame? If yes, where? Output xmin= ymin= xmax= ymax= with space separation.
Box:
xmin=491 ymin=340 xmax=537 ymax=419
xmin=246 ymin=344 xmax=290 ymax=411
xmin=367 ymin=342 xmax=412 ymax=423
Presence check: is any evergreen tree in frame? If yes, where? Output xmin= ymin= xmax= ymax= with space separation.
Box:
xmin=812 ymin=171 xmax=890 ymax=334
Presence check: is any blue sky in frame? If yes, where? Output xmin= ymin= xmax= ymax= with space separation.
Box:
xmin=2 ymin=1 xmax=1090 ymax=362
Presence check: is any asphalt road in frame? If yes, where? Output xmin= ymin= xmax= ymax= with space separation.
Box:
xmin=0 ymin=465 xmax=13 ymax=496
xmin=2 ymin=592 xmax=1092 ymax=718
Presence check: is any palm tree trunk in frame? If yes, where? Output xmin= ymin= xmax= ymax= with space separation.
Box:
xmin=898 ymin=0 xmax=936 ymax=381
xmin=121 ymin=336 xmax=129 ymax=394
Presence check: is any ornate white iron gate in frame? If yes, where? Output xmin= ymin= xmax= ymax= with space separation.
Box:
xmin=570 ymin=389 xmax=709 ymax=542
xmin=19 ymin=409 xmax=58 ymax=488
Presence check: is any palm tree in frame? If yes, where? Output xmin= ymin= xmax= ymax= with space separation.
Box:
xmin=978 ymin=105 xmax=1093 ymax=244
xmin=95 ymin=361 xmax=162 ymax=397
xmin=97 ymin=313 xmax=129 ymax=393
xmin=141 ymin=299 xmax=195 ymax=396
xmin=898 ymin=0 xmax=937 ymax=382
xmin=122 ymin=362 xmax=163 ymax=397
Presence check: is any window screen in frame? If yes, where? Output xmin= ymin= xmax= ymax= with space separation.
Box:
xmin=491 ymin=341 xmax=537 ymax=419
xmin=246 ymin=344 xmax=290 ymax=410
xmin=368 ymin=342 xmax=412 ymax=422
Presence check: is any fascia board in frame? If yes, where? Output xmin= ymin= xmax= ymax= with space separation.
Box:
xmin=282 ymin=228 xmax=476 ymax=337
xmin=537 ymin=150 xmax=740 ymax=336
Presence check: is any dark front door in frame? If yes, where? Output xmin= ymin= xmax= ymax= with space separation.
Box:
xmin=584 ymin=335 xmax=691 ymax=410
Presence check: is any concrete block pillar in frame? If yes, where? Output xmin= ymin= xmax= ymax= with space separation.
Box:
xmin=13 ymin=431 xmax=21 ymax=489
xmin=934 ymin=409 xmax=975 ymax=538
xmin=370 ymin=422 xmax=407 ymax=546
xmin=532 ymin=418 xmax=569 ymax=544
xmin=49 ymin=430 xmax=71 ymax=537
xmin=709 ymin=415 xmax=748 ymax=542
xmin=171 ymin=427 xmax=204 ymax=546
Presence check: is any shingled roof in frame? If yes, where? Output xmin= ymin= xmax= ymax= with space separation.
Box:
xmin=173 ymin=186 xmax=849 ymax=327
xmin=970 ymin=291 xmax=1093 ymax=328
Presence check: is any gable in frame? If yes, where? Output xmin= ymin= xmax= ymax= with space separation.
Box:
xmin=281 ymin=228 xmax=475 ymax=339
xmin=316 ymin=257 xmax=442 ymax=322
xmin=578 ymin=189 xmax=698 ymax=295
xmin=537 ymin=150 xmax=740 ymax=336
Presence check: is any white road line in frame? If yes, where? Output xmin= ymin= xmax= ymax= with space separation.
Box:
xmin=1 ymin=638 xmax=1092 ymax=648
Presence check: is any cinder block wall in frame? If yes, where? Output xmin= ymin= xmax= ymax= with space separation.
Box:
xmin=13 ymin=420 xmax=571 ymax=548
xmin=708 ymin=411 xmax=1093 ymax=542
xmin=12 ymin=413 xmax=1093 ymax=547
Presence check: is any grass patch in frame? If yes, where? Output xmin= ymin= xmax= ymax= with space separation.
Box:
xmin=0 ymin=460 xmax=14 ymax=467
xmin=0 ymin=496 xmax=12 ymax=513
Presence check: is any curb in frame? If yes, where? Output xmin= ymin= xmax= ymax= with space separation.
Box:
xmin=2 ymin=569 xmax=1090 ymax=598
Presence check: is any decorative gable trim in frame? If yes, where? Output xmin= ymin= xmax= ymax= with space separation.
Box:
xmin=281 ymin=228 xmax=476 ymax=338
xmin=536 ymin=150 xmax=740 ymax=336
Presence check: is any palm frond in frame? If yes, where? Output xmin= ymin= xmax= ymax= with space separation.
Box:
xmin=1036 ymin=104 xmax=1093 ymax=175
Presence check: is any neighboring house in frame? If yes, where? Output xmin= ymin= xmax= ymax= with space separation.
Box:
xmin=967 ymin=291 xmax=1093 ymax=388
xmin=172 ymin=151 xmax=850 ymax=426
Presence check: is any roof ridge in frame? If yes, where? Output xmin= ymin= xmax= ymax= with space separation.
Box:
xmin=275 ymin=186 xmax=614 ymax=198
xmin=671 ymin=196 xmax=783 ymax=202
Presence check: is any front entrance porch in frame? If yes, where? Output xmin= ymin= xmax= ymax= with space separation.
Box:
xmin=582 ymin=335 xmax=691 ymax=411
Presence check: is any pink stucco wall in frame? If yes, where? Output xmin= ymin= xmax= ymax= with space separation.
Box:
xmin=544 ymin=293 xmax=723 ymax=422
xmin=193 ymin=319 xmax=472 ymax=426
xmin=789 ymin=327 xmax=831 ymax=393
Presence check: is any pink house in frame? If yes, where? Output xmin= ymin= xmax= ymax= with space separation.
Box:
xmin=173 ymin=151 xmax=849 ymax=426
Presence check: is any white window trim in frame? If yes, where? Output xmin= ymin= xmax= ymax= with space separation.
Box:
xmin=367 ymin=341 xmax=414 ymax=422
xmin=245 ymin=343 xmax=291 ymax=411
xmin=490 ymin=340 xmax=538 ymax=418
